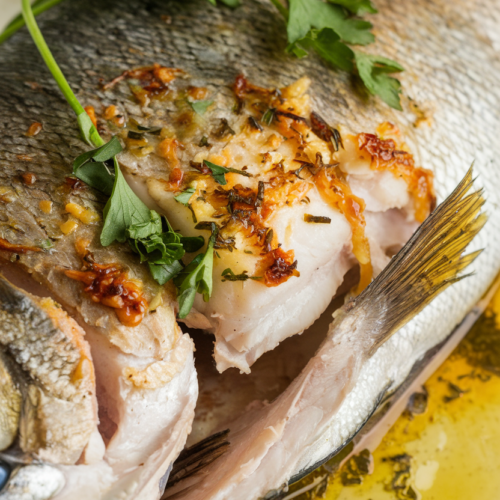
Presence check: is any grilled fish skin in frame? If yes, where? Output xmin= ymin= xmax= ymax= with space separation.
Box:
xmin=0 ymin=275 xmax=97 ymax=465
xmin=0 ymin=0 xmax=500 ymax=499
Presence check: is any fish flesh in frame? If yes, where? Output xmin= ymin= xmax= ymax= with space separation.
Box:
xmin=0 ymin=0 xmax=499 ymax=499
xmin=165 ymin=168 xmax=485 ymax=500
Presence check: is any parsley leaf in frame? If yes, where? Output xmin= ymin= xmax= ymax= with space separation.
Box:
xmin=174 ymin=186 xmax=196 ymax=206
xmin=203 ymin=160 xmax=252 ymax=186
xmin=290 ymin=28 xmax=354 ymax=72
xmin=73 ymin=136 xmax=122 ymax=195
xmin=125 ymin=209 xmax=163 ymax=240
xmin=101 ymin=161 xmax=151 ymax=246
xmin=189 ymin=100 xmax=214 ymax=116
xmin=328 ymin=0 xmax=377 ymax=15
xmin=354 ymin=52 xmax=404 ymax=110
xmin=174 ymin=224 xmax=217 ymax=318
xmin=287 ymin=0 xmax=374 ymax=46
xmin=149 ymin=261 xmax=184 ymax=286
xmin=180 ymin=236 xmax=205 ymax=253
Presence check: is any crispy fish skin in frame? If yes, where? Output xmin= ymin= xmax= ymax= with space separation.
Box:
xmin=0 ymin=276 xmax=97 ymax=465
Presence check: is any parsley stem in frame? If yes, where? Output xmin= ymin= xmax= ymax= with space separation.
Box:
xmin=0 ymin=0 xmax=65 ymax=45
xmin=269 ymin=0 xmax=289 ymax=20
xmin=21 ymin=0 xmax=103 ymax=147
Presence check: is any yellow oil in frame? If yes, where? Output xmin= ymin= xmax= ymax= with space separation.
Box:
xmin=290 ymin=288 xmax=500 ymax=500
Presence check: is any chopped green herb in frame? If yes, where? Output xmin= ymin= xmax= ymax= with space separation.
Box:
xmin=262 ymin=107 xmax=276 ymax=126
xmin=175 ymin=224 xmax=217 ymax=318
xmin=39 ymin=239 xmax=54 ymax=250
xmin=203 ymin=160 xmax=252 ymax=186
xmin=199 ymin=135 xmax=211 ymax=148
xmin=174 ymin=187 xmax=196 ymax=206
xmin=304 ymin=214 xmax=332 ymax=223
xmin=213 ymin=118 xmax=236 ymax=138
xmin=354 ymin=52 xmax=404 ymax=110
xmin=248 ymin=116 xmax=264 ymax=131
xmin=189 ymin=99 xmax=214 ymax=115
xmin=136 ymin=124 xmax=162 ymax=135
xmin=127 ymin=130 xmax=144 ymax=140
xmin=221 ymin=268 xmax=261 ymax=282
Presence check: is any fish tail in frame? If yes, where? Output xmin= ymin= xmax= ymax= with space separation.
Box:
xmin=351 ymin=167 xmax=486 ymax=355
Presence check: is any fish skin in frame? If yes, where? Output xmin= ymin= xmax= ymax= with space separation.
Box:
xmin=0 ymin=351 xmax=22 ymax=452
xmin=0 ymin=276 xmax=97 ymax=465
xmin=0 ymin=0 xmax=500 ymax=499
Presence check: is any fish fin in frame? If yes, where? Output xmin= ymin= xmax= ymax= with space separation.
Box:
xmin=351 ymin=167 xmax=486 ymax=355
xmin=165 ymin=429 xmax=230 ymax=490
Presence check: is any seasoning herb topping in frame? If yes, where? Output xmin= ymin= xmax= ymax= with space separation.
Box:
xmin=304 ymin=214 xmax=332 ymax=223
xmin=202 ymin=160 xmax=253 ymax=186
xmin=221 ymin=268 xmax=261 ymax=282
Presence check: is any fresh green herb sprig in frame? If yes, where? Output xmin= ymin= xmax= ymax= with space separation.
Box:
xmin=284 ymin=0 xmax=404 ymax=110
xmin=210 ymin=0 xmax=404 ymax=110
xmin=174 ymin=224 xmax=218 ymax=318
xmin=73 ymin=136 xmax=122 ymax=195
xmin=21 ymin=0 xmax=211 ymax=318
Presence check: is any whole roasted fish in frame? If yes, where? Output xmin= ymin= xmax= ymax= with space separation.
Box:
xmin=0 ymin=0 xmax=499 ymax=499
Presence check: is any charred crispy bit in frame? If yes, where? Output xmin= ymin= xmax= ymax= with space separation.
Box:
xmin=259 ymin=247 xmax=300 ymax=287
xmin=65 ymin=257 xmax=148 ymax=327
xmin=213 ymin=118 xmax=236 ymax=139
xmin=310 ymin=111 xmax=343 ymax=151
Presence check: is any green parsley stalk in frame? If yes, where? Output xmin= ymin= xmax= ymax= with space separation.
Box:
xmin=0 ymin=0 xmax=65 ymax=45
xmin=21 ymin=0 xmax=102 ymax=147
